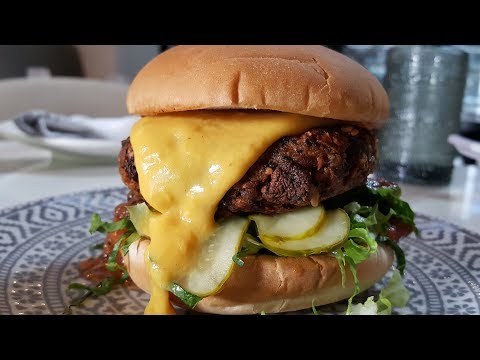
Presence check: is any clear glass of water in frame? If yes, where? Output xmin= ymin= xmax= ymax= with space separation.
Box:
xmin=376 ymin=45 xmax=468 ymax=185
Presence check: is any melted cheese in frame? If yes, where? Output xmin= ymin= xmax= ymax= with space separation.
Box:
xmin=130 ymin=111 xmax=331 ymax=314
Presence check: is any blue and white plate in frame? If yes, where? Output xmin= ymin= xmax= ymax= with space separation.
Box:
xmin=0 ymin=188 xmax=479 ymax=315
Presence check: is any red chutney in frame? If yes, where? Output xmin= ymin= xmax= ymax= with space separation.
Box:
xmin=386 ymin=218 xmax=414 ymax=241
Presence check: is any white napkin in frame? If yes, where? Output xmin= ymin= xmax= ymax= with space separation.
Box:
xmin=448 ymin=134 xmax=480 ymax=162
xmin=12 ymin=110 xmax=138 ymax=141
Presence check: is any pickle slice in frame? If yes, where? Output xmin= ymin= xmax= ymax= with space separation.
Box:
xmin=259 ymin=209 xmax=350 ymax=256
xmin=179 ymin=217 xmax=249 ymax=297
xmin=126 ymin=202 xmax=153 ymax=237
xmin=250 ymin=206 xmax=325 ymax=240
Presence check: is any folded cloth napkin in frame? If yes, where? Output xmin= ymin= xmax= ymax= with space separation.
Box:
xmin=448 ymin=134 xmax=480 ymax=162
xmin=13 ymin=110 xmax=139 ymax=141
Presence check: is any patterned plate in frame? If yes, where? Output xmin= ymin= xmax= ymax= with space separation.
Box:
xmin=1 ymin=188 xmax=479 ymax=315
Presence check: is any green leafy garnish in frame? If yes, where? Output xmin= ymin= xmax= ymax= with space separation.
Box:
xmin=64 ymin=278 xmax=115 ymax=314
xmin=311 ymin=299 xmax=325 ymax=315
xmin=344 ymin=202 xmax=395 ymax=238
xmin=378 ymin=268 xmax=410 ymax=314
xmin=89 ymin=242 xmax=104 ymax=251
xmin=348 ymin=269 xmax=409 ymax=315
xmin=366 ymin=181 xmax=417 ymax=233
xmin=66 ymin=213 xmax=141 ymax=313
xmin=68 ymin=279 xmax=114 ymax=297
xmin=233 ymin=233 xmax=265 ymax=266
xmin=89 ymin=213 xmax=135 ymax=234
xmin=88 ymin=213 xmax=138 ymax=276
xmin=326 ymin=180 xmax=416 ymax=314
xmin=332 ymin=249 xmax=362 ymax=314
xmin=232 ymin=254 xmax=245 ymax=267
xmin=350 ymin=204 xmax=396 ymax=236
xmin=310 ymin=270 xmax=409 ymax=315
xmin=332 ymin=217 xmax=379 ymax=314
xmin=167 ymin=283 xmax=203 ymax=309
xmin=382 ymin=238 xmax=406 ymax=276
xmin=348 ymin=296 xmax=378 ymax=315
xmin=89 ymin=213 xmax=140 ymax=280
xmin=345 ymin=257 xmax=360 ymax=313
xmin=121 ymin=232 xmax=142 ymax=256
xmin=333 ymin=251 xmax=347 ymax=288
xmin=324 ymin=179 xmax=417 ymax=235
xmin=106 ymin=234 xmax=127 ymax=271
xmin=344 ymin=228 xmax=378 ymax=263
xmin=237 ymin=234 xmax=264 ymax=256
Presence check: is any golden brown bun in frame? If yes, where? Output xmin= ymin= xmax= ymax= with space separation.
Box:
xmin=124 ymin=240 xmax=394 ymax=314
xmin=127 ymin=45 xmax=389 ymax=129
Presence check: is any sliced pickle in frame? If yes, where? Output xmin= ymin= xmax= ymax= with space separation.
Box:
xmin=242 ymin=233 xmax=265 ymax=255
xmin=250 ymin=206 xmax=325 ymax=240
xmin=259 ymin=209 xmax=350 ymax=256
xmin=179 ymin=217 xmax=249 ymax=297
xmin=126 ymin=202 xmax=153 ymax=237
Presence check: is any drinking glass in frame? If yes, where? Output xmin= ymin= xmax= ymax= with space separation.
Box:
xmin=376 ymin=45 xmax=468 ymax=185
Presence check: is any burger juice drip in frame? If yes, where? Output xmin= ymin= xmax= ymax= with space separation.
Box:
xmin=130 ymin=111 xmax=328 ymax=314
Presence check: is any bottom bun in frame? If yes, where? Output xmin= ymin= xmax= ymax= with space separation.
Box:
xmin=124 ymin=241 xmax=394 ymax=315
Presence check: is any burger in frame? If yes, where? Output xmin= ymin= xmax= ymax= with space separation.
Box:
xmin=81 ymin=45 xmax=416 ymax=315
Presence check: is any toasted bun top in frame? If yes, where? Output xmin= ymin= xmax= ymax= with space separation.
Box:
xmin=127 ymin=45 xmax=389 ymax=129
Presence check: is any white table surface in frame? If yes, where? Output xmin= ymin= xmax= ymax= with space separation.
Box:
xmin=1 ymin=140 xmax=479 ymax=235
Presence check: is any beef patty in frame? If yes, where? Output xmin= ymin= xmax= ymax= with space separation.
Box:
xmin=119 ymin=125 xmax=378 ymax=219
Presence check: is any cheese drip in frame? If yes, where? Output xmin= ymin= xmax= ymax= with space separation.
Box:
xmin=130 ymin=111 xmax=331 ymax=314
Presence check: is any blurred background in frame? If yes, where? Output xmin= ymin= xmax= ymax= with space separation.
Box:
xmin=0 ymin=45 xmax=162 ymax=83
xmin=340 ymin=45 xmax=480 ymax=182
